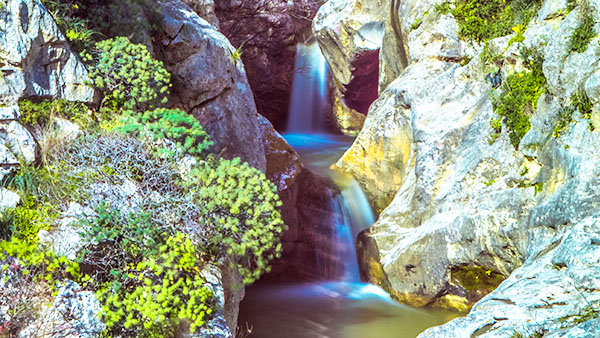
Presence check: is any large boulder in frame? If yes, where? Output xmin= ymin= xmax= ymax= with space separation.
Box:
xmin=312 ymin=0 xmax=388 ymax=115
xmin=155 ymin=0 xmax=266 ymax=171
xmin=215 ymin=0 xmax=321 ymax=129
xmin=418 ymin=215 xmax=600 ymax=338
xmin=0 ymin=0 xmax=94 ymax=105
xmin=351 ymin=0 xmax=600 ymax=314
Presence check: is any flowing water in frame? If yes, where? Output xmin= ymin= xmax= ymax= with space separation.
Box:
xmin=237 ymin=42 xmax=458 ymax=338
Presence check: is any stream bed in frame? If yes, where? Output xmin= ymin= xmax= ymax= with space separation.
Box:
xmin=237 ymin=43 xmax=459 ymax=338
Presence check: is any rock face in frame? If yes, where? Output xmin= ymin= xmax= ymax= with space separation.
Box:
xmin=313 ymin=0 xmax=409 ymax=115
xmin=258 ymin=115 xmax=344 ymax=281
xmin=313 ymin=1 xmax=600 ymax=333
xmin=183 ymin=0 xmax=219 ymax=27
xmin=214 ymin=0 xmax=320 ymax=130
xmin=0 ymin=0 xmax=94 ymax=105
xmin=0 ymin=0 xmax=94 ymax=184
xmin=418 ymin=215 xmax=600 ymax=338
xmin=155 ymin=0 xmax=267 ymax=171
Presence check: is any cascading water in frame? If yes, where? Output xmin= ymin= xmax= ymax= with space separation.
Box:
xmin=238 ymin=42 xmax=456 ymax=338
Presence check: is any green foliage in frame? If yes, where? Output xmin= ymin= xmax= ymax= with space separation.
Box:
xmin=571 ymin=89 xmax=594 ymax=131
xmin=232 ymin=45 xmax=243 ymax=64
xmin=42 ymin=0 xmax=153 ymax=54
xmin=98 ymin=233 xmax=214 ymax=337
xmin=7 ymin=197 xmax=54 ymax=244
xmin=569 ymin=3 xmax=596 ymax=53
xmin=0 ymin=236 xmax=82 ymax=286
xmin=86 ymin=37 xmax=170 ymax=112
xmin=18 ymin=98 xmax=92 ymax=128
xmin=552 ymin=106 xmax=575 ymax=138
xmin=411 ymin=17 xmax=423 ymax=31
xmin=492 ymin=47 xmax=546 ymax=148
xmin=185 ymin=157 xmax=286 ymax=284
xmin=534 ymin=182 xmax=544 ymax=196
xmin=81 ymin=202 xmax=166 ymax=259
xmin=435 ymin=0 xmax=542 ymax=43
xmin=113 ymin=108 xmax=213 ymax=158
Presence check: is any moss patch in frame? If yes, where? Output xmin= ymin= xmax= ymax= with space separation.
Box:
xmin=435 ymin=0 xmax=542 ymax=43
xmin=569 ymin=3 xmax=597 ymax=53
xmin=491 ymin=47 xmax=546 ymax=149
xmin=451 ymin=265 xmax=505 ymax=292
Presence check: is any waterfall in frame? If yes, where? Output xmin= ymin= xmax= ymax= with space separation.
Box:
xmin=239 ymin=41 xmax=454 ymax=338
xmin=287 ymin=42 xmax=329 ymax=133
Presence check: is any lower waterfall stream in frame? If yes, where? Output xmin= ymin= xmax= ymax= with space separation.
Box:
xmin=237 ymin=42 xmax=457 ymax=338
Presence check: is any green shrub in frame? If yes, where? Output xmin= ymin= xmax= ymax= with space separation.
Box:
xmin=185 ymin=157 xmax=285 ymax=284
xmin=492 ymin=47 xmax=546 ymax=148
xmin=18 ymin=99 xmax=92 ymax=128
xmin=0 ymin=236 xmax=82 ymax=285
xmin=553 ymin=106 xmax=575 ymax=138
xmin=98 ymin=233 xmax=214 ymax=337
xmin=569 ymin=3 xmax=596 ymax=53
xmin=87 ymin=37 xmax=170 ymax=112
xmin=436 ymin=0 xmax=542 ymax=43
xmin=80 ymin=202 xmax=167 ymax=259
xmin=113 ymin=108 xmax=213 ymax=158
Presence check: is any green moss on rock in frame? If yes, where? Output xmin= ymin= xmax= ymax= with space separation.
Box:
xmin=451 ymin=265 xmax=505 ymax=292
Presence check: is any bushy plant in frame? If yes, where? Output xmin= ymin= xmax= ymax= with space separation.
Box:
xmin=492 ymin=47 xmax=546 ymax=148
xmin=18 ymin=99 xmax=91 ymax=128
xmin=87 ymin=37 xmax=170 ymax=112
xmin=185 ymin=157 xmax=285 ymax=284
xmin=0 ymin=237 xmax=84 ymax=336
xmin=436 ymin=0 xmax=542 ymax=43
xmin=98 ymin=233 xmax=214 ymax=337
xmin=569 ymin=2 xmax=596 ymax=53
xmin=80 ymin=202 xmax=167 ymax=260
xmin=113 ymin=108 xmax=213 ymax=158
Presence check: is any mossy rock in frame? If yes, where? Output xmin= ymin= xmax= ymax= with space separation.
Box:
xmin=451 ymin=265 xmax=505 ymax=292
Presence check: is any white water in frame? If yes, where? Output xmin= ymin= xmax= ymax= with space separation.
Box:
xmin=238 ymin=42 xmax=457 ymax=338
xmin=287 ymin=42 xmax=329 ymax=133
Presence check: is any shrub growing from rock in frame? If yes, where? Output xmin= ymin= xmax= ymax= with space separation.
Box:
xmin=86 ymin=37 xmax=170 ymax=112
xmin=436 ymin=0 xmax=542 ymax=43
xmin=492 ymin=47 xmax=546 ymax=148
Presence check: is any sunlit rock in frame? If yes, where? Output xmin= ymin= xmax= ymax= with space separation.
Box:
xmin=0 ymin=0 xmax=94 ymax=105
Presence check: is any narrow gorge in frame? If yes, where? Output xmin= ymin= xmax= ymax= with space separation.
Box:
xmin=1 ymin=0 xmax=600 ymax=337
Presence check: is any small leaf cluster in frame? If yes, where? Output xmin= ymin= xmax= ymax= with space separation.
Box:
xmin=435 ymin=0 xmax=542 ymax=43
xmin=492 ymin=47 xmax=546 ymax=148
xmin=98 ymin=233 xmax=214 ymax=337
xmin=113 ymin=108 xmax=213 ymax=158
xmin=80 ymin=202 xmax=166 ymax=259
xmin=86 ymin=37 xmax=170 ymax=112
xmin=185 ymin=157 xmax=286 ymax=284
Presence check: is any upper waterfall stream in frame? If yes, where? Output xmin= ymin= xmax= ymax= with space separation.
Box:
xmin=238 ymin=42 xmax=457 ymax=338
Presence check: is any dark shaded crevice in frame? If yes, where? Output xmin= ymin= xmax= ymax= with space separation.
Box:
xmin=343 ymin=49 xmax=380 ymax=115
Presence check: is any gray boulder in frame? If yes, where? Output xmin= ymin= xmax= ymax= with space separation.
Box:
xmin=156 ymin=0 xmax=266 ymax=171
xmin=0 ymin=0 xmax=94 ymax=105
